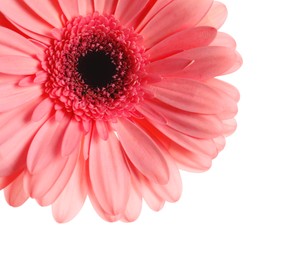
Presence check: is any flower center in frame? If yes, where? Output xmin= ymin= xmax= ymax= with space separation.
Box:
xmin=43 ymin=13 xmax=147 ymax=122
xmin=77 ymin=51 xmax=117 ymax=89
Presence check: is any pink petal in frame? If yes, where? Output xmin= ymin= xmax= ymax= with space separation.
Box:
xmin=4 ymin=172 xmax=28 ymax=207
xmin=0 ymin=26 xmax=42 ymax=56
xmin=147 ymin=46 xmax=239 ymax=80
xmin=148 ymin=145 xmax=182 ymax=203
xmin=116 ymin=118 xmax=170 ymax=185
xmin=210 ymin=32 xmax=237 ymax=49
xmin=146 ymin=78 xmax=228 ymax=114
xmin=145 ymin=100 xmax=223 ymax=139
xmin=205 ymin=78 xmax=240 ymax=102
xmin=147 ymin=26 xmax=217 ymax=61
xmin=150 ymin=167 xmax=182 ymax=203
xmin=93 ymin=0 xmax=105 ymax=14
xmin=198 ymin=1 xmax=227 ymax=29
xmin=88 ymin=186 xmax=122 ymax=222
xmin=58 ymin=0 xmax=79 ymax=21
xmin=153 ymin=123 xmax=218 ymax=158
xmin=0 ymin=99 xmax=42 ymax=145
xmin=222 ymin=119 xmax=237 ymax=136
xmin=146 ymin=58 xmax=193 ymax=75
xmin=52 ymin=155 xmax=87 ymax=223
xmin=168 ymin=142 xmax=213 ymax=172
xmin=103 ymin=0 xmax=119 ymax=14
xmin=213 ymin=136 xmax=226 ymax=152
xmin=114 ymin=0 xmax=149 ymax=26
xmin=131 ymin=171 xmax=165 ymax=211
xmin=0 ymin=56 xmax=39 ymax=75
xmin=28 ymin=146 xmax=79 ymax=206
xmin=0 ymin=172 xmax=18 ymax=190
xmin=136 ymin=102 xmax=168 ymax=125
xmin=121 ymin=185 xmax=142 ymax=222
xmin=93 ymin=0 xmax=118 ymax=14
xmin=0 ymin=84 xmax=42 ymax=112
xmin=25 ymin=157 xmax=68 ymax=202
xmin=0 ymin=1 xmax=54 ymax=39
xmin=23 ymin=0 xmax=63 ymax=28
xmin=95 ymin=120 xmax=109 ymax=140
xmin=140 ymin=0 xmax=213 ymax=47
xmin=77 ymin=0 xmax=94 ymax=16
xmin=9 ymin=20 xmax=51 ymax=45
xmin=31 ymin=98 xmax=54 ymax=122
xmin=61 ymin=119 xmax=83 ymax=157
xmin=89 ymin=129 xmax=131 ymax=216
xmin=0 ymin=73 xmax=22 ymax=84
xmin=27 ymin=116 xmax=71 ymax=174
xmin=134 ymin=0 xmax=173 ymax=31
xmin=0 ymin=110 xmax=46 ymax=177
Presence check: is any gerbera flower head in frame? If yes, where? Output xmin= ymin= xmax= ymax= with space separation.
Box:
xmin=0 ymin=0 xmax=242 ymax=222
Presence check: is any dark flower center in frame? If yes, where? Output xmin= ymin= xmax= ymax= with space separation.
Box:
xmin=44 ymin=13 xmax=147 ymax=122
xmin=77 ymin=51 xmax=117 ymax=89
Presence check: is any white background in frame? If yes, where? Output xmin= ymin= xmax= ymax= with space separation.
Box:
xmin=1 ymin=0 xmax=297 ymax=259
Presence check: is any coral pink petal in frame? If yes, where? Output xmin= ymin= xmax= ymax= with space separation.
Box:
xmin=0 ymin=111 xmax=46 ymax=177
xmin=4 ymin=172 xmax=28 ymax=207
xmin=122 ymin=185 xmax=142 ymax=222
xmin=169 ymin=143 xmax=213 ymax=172
xmin=95 ymin=120 xmax=109 ymax=140
xmin=147 ymin=46 xmax=239 ymax=80
xmin=89 ymin=129 xmax=130 ymax=216
xmin=0 ymin=84 xmax=42 ymax=112
xmin=31 ymin=98 xmax=53 ymax=122
xmin=116 ymin=118 xmax=170 ymax=185
xmin=136 ymin=102 xmax=168 ymax=125
xmin=61 ymin=119 xmax=83 ymax=157
xmin=57 ymin=0 xmax=79 ymax=21
xmin=0 ymin=172 xmax=18 ymax=190
xmin=9 ymin=20 xmax=51 ymax=45
xmin=135 ymin=0 xmax=172 ymax=30
xmin=146 ymin=58 xmax=193 ymax=75
xmin=25 ymin=157 xmax=68 ymax=202
xmin=0 ymin=99 xmax=42 ymax=145
xmin=88 ymin=186 xmax=122 ymax=222
xmin=93 ymin=0 xmax=104 ymax=13
xmin=27 ymin=116 xmax=71 ymax=174
xmin=115 ymin=0 xmax=149 ymax=26
xmin=0 ymin=1 xmax=54 ymax=39
xmin=210 ymin=32 xmax=237 ymax=49
xmin=23 ymin=0 xmax=63 ymax=28
xmin=77 ymin=0 xmax=94 ymax=16
xmin=0 ymin=56 xmax=39 ymax=75
xmin=0 ymin=26 xmax=42 ymax=56
xmin=146 ymin=78 xmax=228 ymax=114
xmin=102 ymin=0 xmax=118 ymax=14
xmin=222 ymin=119 xmax=237 ymax=136
xmin=198 ymin=1 xmax=227 ymax=29
xmin=148 ymin=146 xmax=182 ymax=203
xmin=52 ymin=156 xmax=87 ymax=223
xmin=147 ymin=26 xmax=217 ymax=61
xmin=205 ymin=78 xmax=240 ymax=101
xmin=28 ymin=147 xmax=79 ymax=206
xmin=154 ymin=123 xmax=218 ymax=158
xmin=140 ymin=0 xmax=213 ymax=47
xmin=0 ymin=73 xmax=22 ymax=84
xmin=222 ymin=51 xmax=243 ymax=75
xmin=214 ymin=136 xmax=226 ymax=152
xmin=131 ymin=172 xmax=165 ymax=211
xmin=146 ymin=100 xmax=223 ymax=139
xmin=59 ymin=0 xmax=94 ymax=18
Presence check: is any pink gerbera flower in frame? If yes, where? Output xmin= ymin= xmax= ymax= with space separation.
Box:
xmin=0 ymin=0 xmax=241 ymax=222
